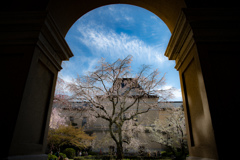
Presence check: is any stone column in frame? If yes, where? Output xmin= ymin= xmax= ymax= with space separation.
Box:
xmin=0 ymin=11 xmax=73 ymax=160
xmin=165 ymin=8 xmax=240 ymax=160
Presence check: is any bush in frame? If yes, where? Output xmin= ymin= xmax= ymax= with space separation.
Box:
xmin=88 ymin=151 xmax=98 ymax=156
xmin=64 ymin=148 xmax=76 ymax=159
xmin=48 ymin=154 xmax=58 ymax=160
xmin=102 ymin=155 xmax=114 ymax=160
xmin=84 ymin=155 xmax=114 ymax=160
xmin=74 ymin=157 xmax=86 ymax=160
xmin=160 ymin=151 xmax=167 ymax=157
xmin=60 ymin=152 xmax=67 ymax=159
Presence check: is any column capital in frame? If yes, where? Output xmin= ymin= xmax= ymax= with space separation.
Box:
xmin=165 ymin=8 xmax=240 ymax=70
xmin=165 ymin=10 xmax=194 ymax=70
xmin=38 ymin=12 xmax=74 ymax=71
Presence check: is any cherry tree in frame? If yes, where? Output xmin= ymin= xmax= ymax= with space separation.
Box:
xmin=49 ymin=76 xmax=70 ymax=129
xmin=67 ymin=55 xmax=174 ymax=159
xmin=149 ymin=105 xmax=188 ymax=159
xmin=91 ymin=115 xmax=146 ymax=154
xmin=53 ymin=76 xmax=71 ymax=108
xmin=49 ymin=107 xmax=67 ymax=129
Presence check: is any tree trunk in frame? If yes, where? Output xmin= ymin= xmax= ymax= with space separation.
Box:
xmin=116 ymin=124 xmax=124 ymax=160
xmin=116 ymin=142 xmax=123 ymax=160
xmin=109 ymin=122 xmax=124 ymax=159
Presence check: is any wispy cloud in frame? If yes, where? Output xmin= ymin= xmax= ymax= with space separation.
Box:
xmin=83 ymin=57 xmax=99 ymax=74
xmin=60 ymin=54 xmax=100 ymax=78
xmin=105 ymin=5 xmax=135 ymax=23
xmin=76 ymin=22 xmax=168 ymax=67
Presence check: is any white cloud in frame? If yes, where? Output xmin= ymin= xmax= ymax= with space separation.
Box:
xmin=59 ymin=54 xmax=100 ymax=82
xmin=60 ymin=74 xmax=73 ymax=83
xmin=106 ymin=5 xmax=134 ymax=23
xmin=172 ymin=88 xmax=182 ymax=101
xmin=76 ymin=23 xmax=168 ymax=66
xmin=161 ymin=85 xmax=172 ymax=90
xmin=83 ymin=57 xmax=99 ymax=74
xmin=159 ymin=85 xmax=182 ymax=101
xmin=123 ymin=15 xmax=134 ymax=22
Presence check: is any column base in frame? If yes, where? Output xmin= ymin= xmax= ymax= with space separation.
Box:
xmin=2 ymin=154 xmax=47 ymax=160
xmin=187 ymin=156 xmax=216 ymax=160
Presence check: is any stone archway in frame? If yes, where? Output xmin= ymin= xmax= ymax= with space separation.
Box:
xmin=1 ymin=1 xmax=240 ymax=160
xmin=47 ymin=0 xmax=186 ymax=36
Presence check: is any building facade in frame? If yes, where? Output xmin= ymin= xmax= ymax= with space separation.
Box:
xmin=53 ymin=99 xmax=184 ymax=154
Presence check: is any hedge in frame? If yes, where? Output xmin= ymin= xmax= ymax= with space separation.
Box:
xmin=63 ymin=148 xmax=76 ymax=159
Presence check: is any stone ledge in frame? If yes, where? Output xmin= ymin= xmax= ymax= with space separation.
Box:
xmin=187 ymin=156 xmax=216 ymax=160
xmin=3 ymin=154 xmax=47 ymax=160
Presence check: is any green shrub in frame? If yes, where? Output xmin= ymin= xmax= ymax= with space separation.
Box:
xmin=48 ymin=154 xmax=58 ymax=160
xmin=59 ymin=152 xmax=67 ymax=159
xmin=63 ymin=148 xmax=76 ymax=159
xmin=88 ymin=151 xmax=98 ymax=156
xmin=161 ymin=151 xmax=167 ymax=157
xmin=74 ymin=157 xmax=86 ymax=160
xmin=166 ymin=151 xmax=173 ymax=157
xmin=88 ymin=155 xmax=115 ymax=160
xmin=87 ymin=155 xmax=95 ymax=159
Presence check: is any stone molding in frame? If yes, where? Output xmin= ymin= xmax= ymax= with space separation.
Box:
xmin=0 ymin=11 xmax=74 ymax=71
xmin=38 ymin=12 xmax=74 ymax=71
xmin=0 ymin=11 xmax=47 ymax=45
xmin=187 ymin=156 xmax=216 ymax=160
xmin=164 ymin=8 xmax=240 ymax=70
xmin=164 ymin=10 xmax=194 ymax=70
xmin=5 ymin=154 xmax=47 ymax=160
xmin=182 ymin=8 xmax=240 ymax=43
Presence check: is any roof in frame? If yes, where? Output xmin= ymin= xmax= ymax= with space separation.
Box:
xmin=109 ymin=78 xmax=158 ymax=98
xmin=58 ymin=100 xmax=183 ymax=110
xmin=158 ymin=101 xmax=183 ymax=108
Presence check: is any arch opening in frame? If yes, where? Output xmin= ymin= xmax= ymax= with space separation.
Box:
xmin=47 ymin=0 xmax=187 ymax=36
xmin=50 ymin=3 xmax=186 ymax=158
xmin=2 ymin=0 xmax=229 ymax=159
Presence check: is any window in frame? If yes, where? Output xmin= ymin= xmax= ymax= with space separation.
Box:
xmin=82 ymin=117 xmax=87 ymax=127
xmin=70 ymin=116 xmax=74 ymax=122
xmin=121 ymin=82 xmax=125 ymax=88
xmin=72 ymin=122 xmax=78 ymax=126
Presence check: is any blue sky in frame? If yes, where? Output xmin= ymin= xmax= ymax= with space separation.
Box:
xmin=61 ymin=4 xmax=182 ymax=101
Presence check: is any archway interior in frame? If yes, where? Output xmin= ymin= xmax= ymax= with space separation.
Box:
xmin=59 ymin=4 xmax=182 ymax=101
xmin=53 ymin=3 xmax=183 ymax=153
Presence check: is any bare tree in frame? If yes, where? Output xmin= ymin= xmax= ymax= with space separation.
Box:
xmin=67 ymin=55 xmax=173 ymax=159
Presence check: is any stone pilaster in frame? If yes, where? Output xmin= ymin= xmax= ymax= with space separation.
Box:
xmin=0 ymin=11 xmax=73 ymax=159
xmin=165 ymin=8 xmax=240 ymax=160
